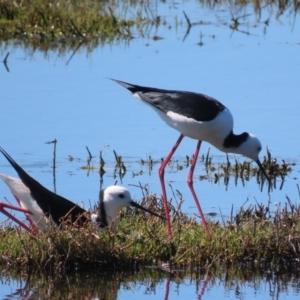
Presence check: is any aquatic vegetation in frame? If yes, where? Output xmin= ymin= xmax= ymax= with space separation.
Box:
xmin=81 ymin=147 xmax=293 ymax=190
xmin=0 ymin=0 xmax=159 ymax=46
xmin=1 ymin=188 xmax=300 ymax=272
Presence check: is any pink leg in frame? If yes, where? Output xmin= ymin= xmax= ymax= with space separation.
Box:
xmin=0 ymin=202 xmax=36 ymax=233
xmin=187 ymin=141 xmax=211 ymax=239
xmin=159 ymin=134 xmax=184 ymax=240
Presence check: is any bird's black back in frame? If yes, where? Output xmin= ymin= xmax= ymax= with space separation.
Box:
xmin=112 ymin=79 xmax=227 ymax=122
xmin=0 ymin=147 xmax=88 ymax=227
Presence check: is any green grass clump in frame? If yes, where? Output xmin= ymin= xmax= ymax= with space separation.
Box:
xmin=0 ymin=0 xmax=140 ymax=42
xmin=1 ymin=193 xmax=300 ymax=272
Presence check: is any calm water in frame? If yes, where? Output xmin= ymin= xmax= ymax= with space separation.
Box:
xmin=0 ymin=0 xmax=299 ymax=298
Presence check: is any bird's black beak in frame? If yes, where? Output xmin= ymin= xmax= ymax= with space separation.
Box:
xmin=256 ymin=159 xmax=270 ymax=182
xmin=129 ymin=200 xmax=166 ymax=220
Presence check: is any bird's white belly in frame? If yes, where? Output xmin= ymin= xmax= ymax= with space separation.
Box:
xmin=163 ymin=110 xmax=233 ymax=151
xmin=0 ymin=174 xmax=50 ymax=231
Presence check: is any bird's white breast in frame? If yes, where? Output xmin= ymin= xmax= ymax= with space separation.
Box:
xmin=162 ymin=109 xmax=234 ymax=150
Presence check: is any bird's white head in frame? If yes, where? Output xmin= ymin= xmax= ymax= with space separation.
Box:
xmin=99 ymin=185 xmax=134 ymax=228
xmin=238 ymin=133 xmax=262 ymax=162
xmin=100 ymin=185 xmax=165 ymax=228
xmin=103 ymin=185 xmax=133 ymax=208
xmin=235 ymin=133 xmax=269 ymax=181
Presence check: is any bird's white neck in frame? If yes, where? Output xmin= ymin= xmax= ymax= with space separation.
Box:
xmin=103 ymin=201 xmax=122 ymax=227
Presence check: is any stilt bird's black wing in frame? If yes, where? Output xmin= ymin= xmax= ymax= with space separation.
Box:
xmin=0 ymin=147 xmax=88 ymax=227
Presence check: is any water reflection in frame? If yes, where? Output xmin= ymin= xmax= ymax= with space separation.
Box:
xmin=0 ymin=268 xmax=211 ymax=300
xmin=1 ymin=267 xmax=300 ymax=299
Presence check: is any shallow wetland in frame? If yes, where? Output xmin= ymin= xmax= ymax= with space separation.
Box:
xmin=0 ymin=0 xmax=300 ymax=298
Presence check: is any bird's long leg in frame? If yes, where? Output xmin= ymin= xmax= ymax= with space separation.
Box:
xmin=187 ymin=141 xmax=212 ymax=240
xmin=0 ymin=202 xmax=35 ymax=233
xmin=159 ymin=134 xmax=184 ymax=240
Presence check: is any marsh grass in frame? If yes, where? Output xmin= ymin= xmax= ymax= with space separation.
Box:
xmin=0 ymin=0 xmax=156 ymax=43
xmin=1 ymin=190 xmax=300 ymax=272
xmin=89 ymin=148 xmax=293 ymax=191
xmin=0 ymin=0 xmax=298 ymax=46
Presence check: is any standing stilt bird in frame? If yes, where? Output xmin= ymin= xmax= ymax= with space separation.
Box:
xmin=112 ymin=79 xmax=270 ymax=240
xmin=0 ymin=147 xmax=164 ymax=233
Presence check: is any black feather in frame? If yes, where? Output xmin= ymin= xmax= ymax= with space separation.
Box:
xmin=0 ymin=147 xmax=88 ymax=227
xmin=112 ymin=79 xmax=226 ymax=122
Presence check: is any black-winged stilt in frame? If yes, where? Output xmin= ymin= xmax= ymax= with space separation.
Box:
xmin=112 ymin=79 xmax=270 ymax=240
xmin=0 ymin=147 xmax=164 ymax=233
